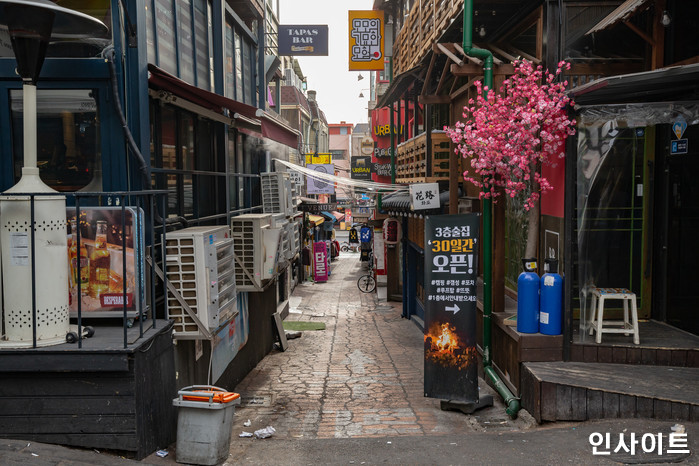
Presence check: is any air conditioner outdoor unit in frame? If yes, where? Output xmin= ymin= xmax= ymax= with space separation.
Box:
xmin=164 ymin=226 xmax=237 ymax=339
xmin=230 ymin=214 xmax=272 ymax=290
xmin=261 ymin=172 xmax=293 ymax=217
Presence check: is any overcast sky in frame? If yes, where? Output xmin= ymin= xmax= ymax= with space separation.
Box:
xmin=278 ymin=0 xmax=374 ymax=126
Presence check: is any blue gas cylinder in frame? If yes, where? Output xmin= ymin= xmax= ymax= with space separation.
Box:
xmin=539 ymin=259 xmax=563 ymax=335
xmin=517 ymin=259 xmax=540 ymax=333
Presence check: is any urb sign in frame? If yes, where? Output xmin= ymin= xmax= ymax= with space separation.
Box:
xmin=278 ymin=25 xmax=329 ymax=56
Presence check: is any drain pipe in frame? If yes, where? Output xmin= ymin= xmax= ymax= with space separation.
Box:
xmin=461 ymin=0 xmax=520 ymax=418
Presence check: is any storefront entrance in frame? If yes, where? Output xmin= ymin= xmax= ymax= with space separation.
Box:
xmin=654 ymin=123 xmax=699 ymax=335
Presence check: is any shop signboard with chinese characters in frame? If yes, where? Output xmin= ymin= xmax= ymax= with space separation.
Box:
xmin=278 ymin=25 xmax=328 ymax=56
xmin=348 ymin=10 xmax=384 ymax=71
xmin=410 ymin=183 xmax=440 ymax=210
xmin=424 ymin=214 xmax=480 ymax=402
xmin=66 ymin=207 xmax=145 ymax=317
xmin=307 ymin=163 xmax=335 ymax=195
xmin=313 ymin=241 xmax=329 ymax=282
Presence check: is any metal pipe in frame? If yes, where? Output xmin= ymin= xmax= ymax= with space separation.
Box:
xmin=462 ymin=0 xmax=520 ymax=418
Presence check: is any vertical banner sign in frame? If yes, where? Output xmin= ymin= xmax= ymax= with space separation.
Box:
xmin=424 ymin=214 xmax=480 ymax=402
xmin=313 ymin=241 xmax=328 ymax=282
xmin=348 ymin=10 xmax=384 ymax=71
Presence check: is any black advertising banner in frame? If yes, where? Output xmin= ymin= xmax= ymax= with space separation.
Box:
xmin=278 ymin=25 xmax=329 ymax=56
xmin=351 ymin=156 xmax=372 ymax=180
xmin=424 ymin=214 xmax=480 ymax=402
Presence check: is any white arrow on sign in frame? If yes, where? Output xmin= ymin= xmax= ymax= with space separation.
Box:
xmin=445 ymin=304 xmax=460 ymax=314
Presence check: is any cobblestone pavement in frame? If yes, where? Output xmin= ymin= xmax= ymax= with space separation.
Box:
xmin=230 ymin=254 xmax=535 ymax=443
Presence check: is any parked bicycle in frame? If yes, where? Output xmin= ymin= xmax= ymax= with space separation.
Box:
xmin=340 ymin=241 xmax=359 ymax=253
xmin=357 ymin=261 xmax=376 ymax=293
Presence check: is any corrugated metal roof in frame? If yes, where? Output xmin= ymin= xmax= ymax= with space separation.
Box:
xmin=586 ymin=0 xmax=652 ymax=35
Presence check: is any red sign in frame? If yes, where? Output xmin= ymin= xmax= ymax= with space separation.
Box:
xmin=313 ymin=241 xmax=329 ymax=282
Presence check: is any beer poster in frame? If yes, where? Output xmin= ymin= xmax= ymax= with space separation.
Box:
xmin=66 ymin=207 xmax=144 ymax=316
xmin=424 ymin=214 xmax=480 ymax=402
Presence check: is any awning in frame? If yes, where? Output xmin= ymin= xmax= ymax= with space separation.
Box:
xmin=586 ymin=0 xmax=651 ymax=35
xmin=331 ymin=211 xmax=345 ymax=222
xmin=375 ymin=65 xmax=425 ymax=108
xmin=569 ymin=63 xmax=699 ymax=105
xmin=320 ymin=211 xmax=337 ymax=223
xmin=308 ymin=214 xmax=324 ymax=227
xmin=148 ymin=64 xmax=300 ymax=148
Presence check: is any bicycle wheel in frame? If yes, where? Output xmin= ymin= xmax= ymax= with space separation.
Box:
xmin=357 ymin=274 xmax=376 ymax=293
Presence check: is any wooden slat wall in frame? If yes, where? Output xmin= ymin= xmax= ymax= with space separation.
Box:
xmin=0 ymin=324 xmax=176 ymax=459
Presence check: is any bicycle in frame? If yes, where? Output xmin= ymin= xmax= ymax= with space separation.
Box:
xmin=357 ymin=262 xmax=376 ymax=293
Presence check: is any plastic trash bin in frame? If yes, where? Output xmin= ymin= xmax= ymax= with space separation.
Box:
xmin=172 ymin=385 xmax=241 ymax=465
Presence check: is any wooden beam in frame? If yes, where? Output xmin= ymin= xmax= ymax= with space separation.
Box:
xmin=450 ymin=77 xmax=480 ymax=100
xmin=624 ymin=20 xmax=655 ymax=46
xmin=436 ymin=43 xmax=463 ymax=66
xmin=419 ymin=95 xmax=451 ymax=104
xmin=421 ymin=52 xmax=438 ymax=96
xmin=651 ymin=0 xmax=666 ymax=69
xmin=454 ymin=44 xmax=502 ymax=65
xmin=450 ymin=63 xmax=514 ymax=76
xmin=486 ymin=43 xmax=517 ymax=63
xmin=508 ymin=45 xmax=541 ymax=65
xmin=436 ymin=56 xmax=452 ymax=94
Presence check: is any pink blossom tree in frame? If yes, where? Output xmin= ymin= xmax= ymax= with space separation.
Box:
xmin=445 ymin=59 xmax=576 ymax=258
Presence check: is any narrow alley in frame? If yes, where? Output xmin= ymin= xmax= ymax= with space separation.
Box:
xmin=229 ymin=253 xmax=532 ymax=441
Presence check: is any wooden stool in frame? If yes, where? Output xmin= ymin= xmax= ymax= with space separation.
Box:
xmin=588 ymin=287 xmax=640 ymax=344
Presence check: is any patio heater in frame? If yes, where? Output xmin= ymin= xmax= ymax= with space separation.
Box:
xmin=0 ymin=0 xmax=107 ymax=347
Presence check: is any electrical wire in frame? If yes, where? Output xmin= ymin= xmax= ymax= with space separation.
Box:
xmin=274 ymin=159 xmax=409 ymax=193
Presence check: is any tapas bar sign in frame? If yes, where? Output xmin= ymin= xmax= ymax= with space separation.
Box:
xmin=424 ymin=214 xmax=480 ymax=402
xmin=278 ymin=25 xmax=329 ymax=56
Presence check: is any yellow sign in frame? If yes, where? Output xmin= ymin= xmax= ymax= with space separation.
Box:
xmin=305 ymin=153 xmax=331 ymax=165
xmin=348 ymin=10 xmax=385 ymax=71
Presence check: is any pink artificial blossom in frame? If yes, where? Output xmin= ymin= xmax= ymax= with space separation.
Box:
xmin=445 ymin=60 xmax=576 ymax=210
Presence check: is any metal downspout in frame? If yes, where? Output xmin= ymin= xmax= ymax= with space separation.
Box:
xmin=462 ymin=0 xmax=520 ymax=418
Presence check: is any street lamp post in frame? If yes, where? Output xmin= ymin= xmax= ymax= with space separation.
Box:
xmin=0 ymin=0 xmax=107 ymax=347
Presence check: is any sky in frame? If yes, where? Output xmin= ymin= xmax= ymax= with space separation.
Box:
xmin=278 ymin=0 xmax=374 ymax=126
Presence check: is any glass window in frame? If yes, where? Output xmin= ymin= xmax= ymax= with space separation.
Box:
xmin=235 ymin=32 xmax=243 ymax=101
xmin=340 ymin=127 xmax=348 ymax=135
xmin=178 ymin=1 xmax=195 ymax=84
xmin=225 ymin=21 xmax=235 ymax=99
xmin=155 ymin=0 xmax=177 ymax=75
xmin=10 ymin=89 xmax=99 ymax=191
xmin=145 ymin=0 xmax=156 ymax=63
xmin=194 ymin=0 xmax=211 ymax=90
xmin=243 ymin=40 xmax=252 ymax=105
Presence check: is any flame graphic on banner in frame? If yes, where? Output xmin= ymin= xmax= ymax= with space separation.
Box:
xmin=424 ymin=323 xmax=475 ymax=370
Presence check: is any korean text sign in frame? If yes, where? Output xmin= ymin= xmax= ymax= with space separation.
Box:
xmin=348 ymin=10 xmax=384 ymax=71
xmin=424 ymin=214 xmax=480 ymax=402
xmin=313 ymin=241 xmax=328 ymax=282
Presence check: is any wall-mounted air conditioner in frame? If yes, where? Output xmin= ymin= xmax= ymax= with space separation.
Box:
xmin=164 ymin=226 xmax=237 ymax=339
xmin=262 ymin=172 xmax=294 ymax=217
xmin=230 ymin=214 xmax=271 ymax=291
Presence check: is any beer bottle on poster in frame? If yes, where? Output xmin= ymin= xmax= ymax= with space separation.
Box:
xmin=69 ymin=220 xmax=89 ymax=293
xmin=89 ymin=220 xmax=111 ymax=298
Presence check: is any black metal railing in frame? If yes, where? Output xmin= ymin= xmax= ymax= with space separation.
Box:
xmin=5 ymin=189 xmax=168 ymax=350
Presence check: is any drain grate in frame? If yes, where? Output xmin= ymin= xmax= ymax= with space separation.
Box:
xmin=240 ymin=393 xmax=273 ymax=407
